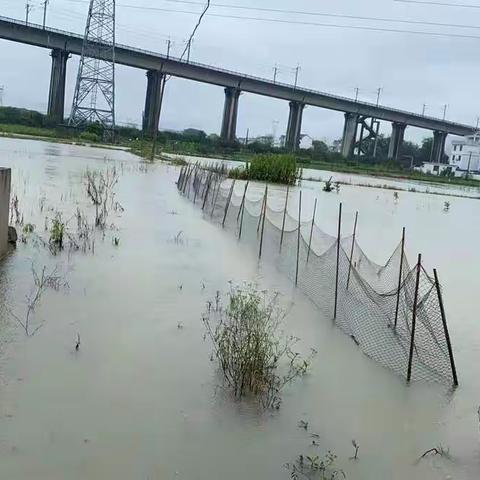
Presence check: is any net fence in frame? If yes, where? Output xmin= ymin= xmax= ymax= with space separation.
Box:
xmin=177 ymin=165 xmax=458 ymax=386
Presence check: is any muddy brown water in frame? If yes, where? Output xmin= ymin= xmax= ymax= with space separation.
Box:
xmin=0 ymin=137 xmax=479 ymax=479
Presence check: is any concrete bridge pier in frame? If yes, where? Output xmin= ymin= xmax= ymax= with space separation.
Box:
xmin=285 ymin=101 xmax=305 ymax=151
xmin=341 ymin=112 xmax=359 ymax=158
xmin=220 ymin=87 xmax=241 ymax=144
xmin=388 ymin=122 xmax=406 ymax=160
xmin=430 ymin=130 xmax=448 ymax=163
xmin=47 ymin=48 xmax=69 ymax=124
xmin=142 ymin=70 xmax=165 ymax=135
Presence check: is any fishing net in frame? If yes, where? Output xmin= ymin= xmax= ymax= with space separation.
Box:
xmin=177 ymin=166 xmax=457 ymax=386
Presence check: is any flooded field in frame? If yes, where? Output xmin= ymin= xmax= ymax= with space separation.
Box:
xmin=0 ymin=137 xmax=479 ymax=480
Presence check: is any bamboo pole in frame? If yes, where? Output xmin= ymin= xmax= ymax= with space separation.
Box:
xmin=333 ymin=202 xmax=342 ymax=320
xmin=407 ymin=254 xmax=422 ymax=383
xmin=306 ymin=198 xmax=317 ymax=264
xmin=258 ymin=185 xmax=268 ymax=259
xmin=222 ymin=179 xmax=236 ymax=227
xmin=394 ymin=228 xmax=406 ymax=330
xmin=279 ymin=185 xmax=290 ymax=251
xmin=433 ymin=269 xmax=458 ymax=386
xmin=238 ymin=182 xmax=249 ymax=240
xmin=237 ymin=181 xmax=249 ymax=222
xmin=346 ymin=211 xmax=359 ymax=289
xmin=295 ymin=191 xmax=302 ymax=285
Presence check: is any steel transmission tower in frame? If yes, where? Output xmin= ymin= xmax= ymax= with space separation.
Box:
xmin=69 ymin=0 xmax=116 ymax=139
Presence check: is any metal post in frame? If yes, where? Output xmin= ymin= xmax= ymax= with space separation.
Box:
xmin=258 ymin=185 xmax=268 ymax=259
xmin=257 ymin=187 xmax=267 ymax=233
xmin=202 ymin=174 xmax=212 ymax=210
xmin=433 ymin=269 xmax=458 ymax=387
xmin=237 ymin=181 xmax=249 ymax=222
xmin=407 ymin=254 xmax=422 ymax=383
xmin=279 ymin=185 xmax=290 ymax=251
xmin=394 ymin=228 xmax=406 ymax=329
xmin=295 ymin=191 xmax=302 ymax=285
xmin=222 ymin=180 xmax=236 ymax=227
xmin=238 ymin=182 xmax=249 ymax=239
xmin=346 ymin=211 xmax=358 ymax=289
xmin=193 ymin=169 xmax=200 ymax=204
xmin=210 ymin=180 xmax=221 ymax=217
xmin=306 ymin=198 xmax=317 ymax=264
xmin=333 ymin=203 xmax=342 ymax=320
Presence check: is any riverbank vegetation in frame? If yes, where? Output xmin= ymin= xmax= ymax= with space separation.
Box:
xmin=229 ymin=154 xmax=300 ymax=185
xmin=1 ymin=105 xmax=479 ymax=188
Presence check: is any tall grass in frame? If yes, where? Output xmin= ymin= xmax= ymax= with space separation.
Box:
xmin=229 ymin=154 xmax=300 ymax=185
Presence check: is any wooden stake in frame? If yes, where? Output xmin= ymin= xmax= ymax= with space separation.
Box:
xmin=258 ymin=185 xmax=268 ymax=259
xmin=222 ymin=180 xmax=236 ymax=227
xmin=257 ymin=187 xmax=267 ymax=234
xmin=333 ymin=203 xmax=342 ymax=320
xmin=346 ymin=211 xmax=358 ymax=289
xmin=295 ymin=191 xmax=302 ymax=285
xmin=433 ymin=269 xmax=458 ymax=386
xmin=238 ymin=182 xmax=249 ymax=239
xmin=394 ymin=228 xmax=406 ymax=330
xmin=306 ymin=198 xmax=317 ymax=264
xmin=407 ymin=254 xmax=422 ymax=383
xmin=279 ymin=185 xmax=290 ymax=251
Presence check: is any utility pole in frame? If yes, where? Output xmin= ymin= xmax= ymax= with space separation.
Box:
xmin=442 ymin=104 xmax=448 ymax=120
xmin=354 ymin=87 xmax=359 ymax=102
xmin=0 ymin=85 xmax=4 ymax=106
xmin=294 ymin=64 xmax=300 ymax=89
xmin=166 ymin=38 xmax=171 ymax=59
xmin=245 ymin=128 xmax=249 ymax=145
xmin=25 ymin=1 xmax=32 ymax=25
xmin=422 ymin=103 xmax=426 ymax=116
xmin=42 ymin=0 xmax=49 ymax=29
xmin=273 ymin=64 xmax=278 ymax=83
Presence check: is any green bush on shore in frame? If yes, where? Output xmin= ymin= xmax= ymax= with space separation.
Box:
xmin=229 ymin=154 xmax=300 ymax=185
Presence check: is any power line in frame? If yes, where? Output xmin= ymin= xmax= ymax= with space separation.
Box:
xmin=393 ymin=0 xmax=480 ymax=8
xmin=104 ymin=7 xmax=480 ymax=41
xmin=57 ymin=0 xmax=480 ymax=31
xmin=6 ymin=0 xmax=480 ymax=40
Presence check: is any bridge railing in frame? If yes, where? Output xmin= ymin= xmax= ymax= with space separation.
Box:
xmin=0 ymin=15 xmax=474 ymax=131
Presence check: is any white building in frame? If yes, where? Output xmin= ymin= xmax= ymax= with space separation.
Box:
xmin=449 ymin=134 xmax=480 ymax=176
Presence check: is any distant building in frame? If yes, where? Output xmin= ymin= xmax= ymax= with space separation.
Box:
xmin=449 ymin=134 xmax=480 ymax=176
xmin=415 ymin=162 xmax=457 ymax=176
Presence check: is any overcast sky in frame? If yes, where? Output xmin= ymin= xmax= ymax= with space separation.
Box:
xmin=0 ymin=0 xmax=479 ymax=144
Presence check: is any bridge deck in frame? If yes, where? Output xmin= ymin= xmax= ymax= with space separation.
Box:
xmin=0 ymin=15 xmax=474 ymax=136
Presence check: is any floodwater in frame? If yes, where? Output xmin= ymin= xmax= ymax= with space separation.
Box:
xmin=165 ymin=152 xmax=480 ymax=199
xmin=0 ymin=137 xmax=479 ymax=480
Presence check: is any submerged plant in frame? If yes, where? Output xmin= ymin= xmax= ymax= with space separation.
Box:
xmin=8 ymin=264 xmax=68 ymax=336
xmin=84 ymin=166 xmax=119 ymax=228
xmin=202 ymin=284 xmax=316 ymax=409
xmin=323 ymin=177 xmax=334 ymax=193
xmin=49 ymin=213 xmax=65 ymax=254
xmin=286 ymin=451 xmax=345 ymax=479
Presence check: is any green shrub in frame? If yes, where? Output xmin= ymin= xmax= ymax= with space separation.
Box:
xmin=79 ymin=131 xmax=100 ymax=143
xmin=229 ymin=154 xmax=299 ymax=185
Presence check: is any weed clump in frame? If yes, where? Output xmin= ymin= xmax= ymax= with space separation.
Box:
xmin=203 ymin=284 xmax=315 ymax=409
